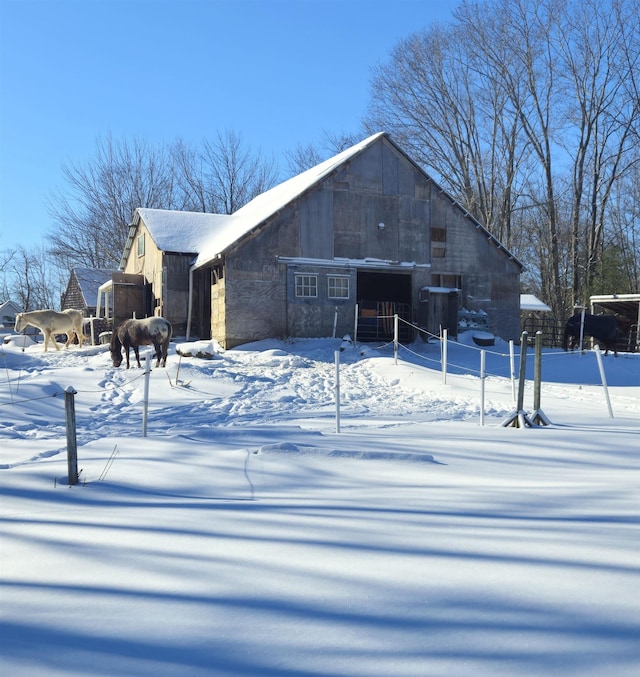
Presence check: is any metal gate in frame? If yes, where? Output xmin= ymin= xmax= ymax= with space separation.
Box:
xmin=357 ymin=301 xmax=412 ymax=342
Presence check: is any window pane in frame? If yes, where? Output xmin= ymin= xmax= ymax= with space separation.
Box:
xmin=328 ymin=276 xmax=349 ymax=299
xmin=295 ymin=274 xmax=318 ymax=297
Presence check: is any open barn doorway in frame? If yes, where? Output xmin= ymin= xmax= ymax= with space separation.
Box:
xmin=356 ymin=271 xmax=412 ymax=342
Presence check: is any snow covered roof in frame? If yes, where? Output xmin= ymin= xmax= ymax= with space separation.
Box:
xmin=520 ymin=294 xmax=552 ymax=312
xmin=134 ymin=208 xmax=231 ymax=255
xmin=125 ymin=131 xmax=523 ymax=271
xmin=193 ymin=132 xmax=387 ymax=268
xmin=590 ymin=293 xmax=640 ymax=321
xmin=0 ymin=300 xmax=23 ymax=314
xmin=0 ymin=299 xmax=23 ymax=325
xmin=124 ymin=134 xmax=386 ymax=270
xmin=74 ymin=267 xmax=117 ymax=307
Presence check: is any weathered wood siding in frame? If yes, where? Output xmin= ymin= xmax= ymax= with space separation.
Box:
xmin=216 ymin=212 xmax=294 ymax=347
xmin=214 ymin=135 xmax=520 ymax=346
xmin=123 ymin=220 xmax=197 ymax=334
xmin=162 ymin=253 xmax=193 ymax=334
xmin=60 ymin=274 xmax=85 ymax=313
xmin=428 ymin=185 xmax=521 ymax=338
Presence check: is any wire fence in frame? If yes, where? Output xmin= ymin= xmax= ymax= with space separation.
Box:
xmin=369 ymin=313 xmax=621 ymax=387
xmin=0 ymin=321 xmax=626 ymax=445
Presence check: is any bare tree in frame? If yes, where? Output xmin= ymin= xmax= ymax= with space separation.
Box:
xmin=0 ymin=248 xmax=16 ymax=304
xmin=365 ymin=16 xmax=532 ymax=248
xmin=47 ymin=134 xmax=179 ymax=271
xmin=284 ymin=142 xmax=325 ymax=175
xmin=174 ymin=130 xmax=279 ymax=214
xmin=7 ymin=245 xmax=58 ymax=310
xmin=45 ymin=129 xmax=279 ymax=296
xmin=364 ymin=0 xmax=639 ymax=318
xmin=558 ymin=0 xmax=640 ymax=303
xmin=284 ymin=130 xmax=362 ymax=176
xmin=607 ymin=160 xmax=640 ymax=291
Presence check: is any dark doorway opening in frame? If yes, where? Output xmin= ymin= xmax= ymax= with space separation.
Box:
xmin=356 ymin=271 xmax=412 ymax=342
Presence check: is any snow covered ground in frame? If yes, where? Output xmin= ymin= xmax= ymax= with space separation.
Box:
xmin=1 ymin=333 xmax=639 ymax=676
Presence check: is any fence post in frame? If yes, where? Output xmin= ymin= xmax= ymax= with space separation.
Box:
xmin=579 ymin=306 xmax=586 ymax=352
xmin=501 ymin=331 xmax=534 ymax=428
xmin=480 ymin=349 xmax=486 ymax=427
xmin=531 ymin=331 xmax=550 ymax=425
xmin=394 ymin=314 xmax=399 ymax=365
xmin=335 ymin=350 xmax=341 ymax=433
xmin=533 ymin=331 xmax=542 ymax=411
xmin=64 ymin=386 xmax=79 ymax=485
xmin=516 ymin=332 xmax=527 ymax=412
xmin=594 ymin=345 xmax=614 ymax=418
xmin=142 ymin=353 xmax=151 ymax=437
xmin=509 ymin=339 xmax=516 ymax=403
xmin=441 ymin=328 xmax=448 ymax=385
xmin=354 ymin=304 xmax=359 ymax=346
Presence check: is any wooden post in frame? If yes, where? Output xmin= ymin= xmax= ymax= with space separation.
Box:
xmin=354 ymin=304 xmax=359 ymax=346
xmin=531 ymin=331 xmax=551 ymax=425
xmin=64 ymin=386 xmax=79 ymax=485
xmin=533 ymin=331 xmax=542 ymax=411
xmin=501 ymin=332 xmax=535 ymax=428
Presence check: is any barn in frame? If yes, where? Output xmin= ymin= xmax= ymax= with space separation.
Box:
xmin=115 ymin=132 xmax=523 ymax=348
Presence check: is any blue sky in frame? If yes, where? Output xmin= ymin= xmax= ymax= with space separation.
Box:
xmin=0 ymin=0 xmax=457 ymax=252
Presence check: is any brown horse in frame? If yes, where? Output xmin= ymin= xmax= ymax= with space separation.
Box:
xmin=110 ymin=317 xmax=172 ymax=368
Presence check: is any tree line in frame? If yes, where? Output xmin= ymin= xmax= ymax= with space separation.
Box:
xmin=0 ymin=129 xmax=353 ymax=311
xmin=2 ymin=0 xmax=638 ymax=324
xmin=364 ymin=0 xmax=639 ymax=319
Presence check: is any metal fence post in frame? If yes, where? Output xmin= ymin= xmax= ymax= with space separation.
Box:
xmin=335 ymin=350 xmax=341 ymax=434
xmin=142 ymin=353 xmax=151 ymax=437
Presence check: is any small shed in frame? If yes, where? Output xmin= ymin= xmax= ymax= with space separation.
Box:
xmin=520 ymin=294 xmax=557 ymax=346
xmin=61 ymin=268 xmax=118 ymax=316
xmin=520 ymin=294 xmax=552 ymax=313
xmin=0 ymin=299 xmax=23 ymax=328
xmin=590 ymin=293 xmax=640 ymax=352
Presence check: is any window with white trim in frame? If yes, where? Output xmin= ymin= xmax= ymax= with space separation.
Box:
xmin=328 ymin=276 xmax=349 ymax=299
xmin=295 ymin=274 xmax=318 ymax=298
xmin=137 ymin=233 xmax=145 ymax=257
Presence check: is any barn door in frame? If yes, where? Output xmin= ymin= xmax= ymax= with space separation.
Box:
xmin=113 ymin=280 xmax=150 ymax=327
xmin=418 ymin=289 xmax=458 ymax=339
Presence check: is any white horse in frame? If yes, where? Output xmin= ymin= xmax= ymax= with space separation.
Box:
xmin=14 ymin=309 xmax=85 ymax=352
